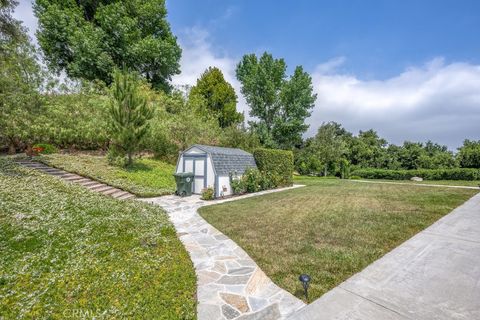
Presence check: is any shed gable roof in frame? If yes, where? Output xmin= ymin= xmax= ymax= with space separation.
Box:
xmin=186 ymin=144 xmax=257 ymax=175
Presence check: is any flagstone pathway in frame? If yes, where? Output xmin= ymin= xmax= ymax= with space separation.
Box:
xmin=141 ymin=186 xmax=306 ymax=320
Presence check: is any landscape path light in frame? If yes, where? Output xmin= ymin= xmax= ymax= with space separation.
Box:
xmin=299 ymin=274 xmax=311 ymax=301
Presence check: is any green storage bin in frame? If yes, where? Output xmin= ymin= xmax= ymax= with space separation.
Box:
xmin=174 ymin=172 xmax=194 ymax=197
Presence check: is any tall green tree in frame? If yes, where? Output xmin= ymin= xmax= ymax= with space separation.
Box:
xmin=273 ymin=66 xmax=317 ymax=148
xmin=145 ymin=89 xmax=222 ymax=162
xmin=189 ymin=67 xmax=243 ymax=128
xmin=0 ymin=28 xmax=44 ymax=154
xmin=458 ymin=140 xmax=480 ymax=168
xmin=312 ymin=122 xmax=347 ymax=176
xmin=34 ymin=0 xmax=181 ymax=91
xmin=0 ymin=0 xmax=22 ymax=43
xmin=108 ymin=70 xmax=153 ymax=166
xmin=236 ymin=52 xmax=316 ymax=149
xmin=348 ymin=129 xmax=388 ymax=168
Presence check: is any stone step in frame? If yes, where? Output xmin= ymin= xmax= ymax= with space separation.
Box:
xmin=111 ymin=190 xmax=129 ymax=198
xmin=86 ymin=183 xmax=107 ymax=190
xmin=81 ymin=181 xmax=101 ymax=187
xmin=45 ymin=170 xmax=68 ymax=176
xmin=26 ymin=164 xmax=51 ymax=169
xmin=101 ymin=188 xmax=122 ymax=196
xmin=74 ymin=178 xmax=91 ymax=184
xmin=117 ymin=193 xmax=135 ymax=200
xmin=61 ymin=173 xmax=79 ymax=178
xmin=87 ymin=184 xmax=108 ymax=190
xmin=21 ymin=161 xmax=46 ymax=165
xmin=91 ymin=185 xmax=113 ymax=192
xmin=39 ymin=167 xmax=61 ymax=171
xmin=17 ymin=161 xmax=136 ymax=201
xmin=56 ymin=173 xmax=75 ymax=178
xmin=63 ymin=175 xmax=84 ymax=181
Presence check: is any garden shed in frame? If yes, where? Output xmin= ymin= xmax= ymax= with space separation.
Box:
xmin=176 ymin=144 xmax=257 ymax=197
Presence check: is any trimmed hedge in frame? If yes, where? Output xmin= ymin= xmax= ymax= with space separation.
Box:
xmin=350 ymin=168 xmax=480 ymax=181
xmin=254 ymin=148 xmax=294 ymax=186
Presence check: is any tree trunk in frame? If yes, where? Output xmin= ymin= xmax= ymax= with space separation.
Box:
xmin=25 ymin=144 xmax=33 ymax=157
xmin=127 ymin=152 xmax=133 ymax=166
xmin=8 ymin=142 xmax=16 ymax=155
xmin=324 ymin=166 xmax=327 ymax=177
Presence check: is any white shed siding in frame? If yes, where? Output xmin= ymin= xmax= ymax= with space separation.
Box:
xmin=217 ymin=175 xmax=232 ymax=197
xmin=176 ymin=154 xmax=184 ymax=173
xmin=206 ymin=155 xmax=215 ymax=189
xmin=185 ymin=158 xmax=194 ymax=173
xmin=186 ymin=147 xmax=204 ymax=154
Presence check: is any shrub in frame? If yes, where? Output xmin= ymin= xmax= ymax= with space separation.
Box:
xmin=458 ymin=140 xmax=480 ymax=168
xmin=32 ymin=143 xmax=57 ymax=154
xmin=230 ymin=168 xmax=280 ymax=195
xmin=38 ymin=84 xmax=110 ymax=151
xmin=201 ymin=187 xmax=215 ymax=200
xmin=254 ymin=148 xmax=294 ymax=186
xmin=243 ymin=168 xmax=262 ymax=193
xmin=339 ymin=159 xmax=350 ymax=179
xmin=260 ymin=171 xmax=280 ymax=190
xmin=230 ymin=172 xmax=245 ymax=195
xmin=350 ymin=168 xmax=480 ymax=181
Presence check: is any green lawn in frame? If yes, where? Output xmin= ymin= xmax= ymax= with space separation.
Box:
xmin=38 ymin=153 xmax=176 ymax=197
xmin=199 ymin=176 xmax=478 ymax=302
xmin=359 ymin=178 xmax=480 ymax=187
xmin=0 ymin=158 xmax=196 ymax=319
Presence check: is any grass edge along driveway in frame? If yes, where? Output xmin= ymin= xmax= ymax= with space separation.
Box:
xmin=0 ymin=158 xmax=196 ymax=319
xmin=199 ymin=176 xmax=478 ymax=302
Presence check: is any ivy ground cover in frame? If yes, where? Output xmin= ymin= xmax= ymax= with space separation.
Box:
xmin=0 ymin=158 xmax=196 ymax=319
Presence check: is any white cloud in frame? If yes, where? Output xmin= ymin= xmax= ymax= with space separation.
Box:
xmin=308 ymin=57 xmax=480 ymax=149
xmin=315 ymin=56 xmax=346 ymax=74
xmin=172 ymin=27 xmax=249 ymax=115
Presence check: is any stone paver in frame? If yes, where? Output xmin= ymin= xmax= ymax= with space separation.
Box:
xmin=141 ymin=186 xmax=306 ymax=320
xmin=16 ymin=160 xmax=135 ymax=200
xmin=288 ymin=192 xmax=480 ymax=320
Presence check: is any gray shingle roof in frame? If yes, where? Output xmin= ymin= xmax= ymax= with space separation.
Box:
xmin=189 ymin=144 xmax=257 ymax=175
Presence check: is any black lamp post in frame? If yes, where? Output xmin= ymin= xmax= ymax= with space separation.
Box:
xmin=299 ymin=274 xmax=311 ymax=301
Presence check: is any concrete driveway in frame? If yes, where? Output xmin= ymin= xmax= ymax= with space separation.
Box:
xmin=289 ymin=192 xmax=480 ymax=320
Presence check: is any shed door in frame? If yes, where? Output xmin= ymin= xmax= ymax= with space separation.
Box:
xmin=183 ymin=156 xmax=207 ymax=194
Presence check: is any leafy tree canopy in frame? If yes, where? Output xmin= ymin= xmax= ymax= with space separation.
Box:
xmin=236 ymin=52 xmax=316 ymax=149
xmin=458 ymin=139 xmax=480 ymax=168
xmin=0 ymin=0 xmax=23 ymax=44
xmin=34 ymin=0 xmax=181 ymax=91
xmin=311 ymin=122 xmax=348 ymax=176
xmin=0 ymin=26 xmax=44 ymax=153
xmin=189 ymin=67 xmax=243 ymax=128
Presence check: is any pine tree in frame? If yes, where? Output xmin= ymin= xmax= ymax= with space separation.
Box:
xmin=109 ymin=70 xmax=153 ymax=166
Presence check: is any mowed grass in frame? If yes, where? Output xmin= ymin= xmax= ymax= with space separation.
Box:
xmin=360 ymin=178 xmax=480 ymax=187
xmin=199 ymin=176 xmax=478 ymax=302
xmin=0 ymin=158 xmax=196 ymax=319
xmin=39 ymin=153 xmax=176 ymax=197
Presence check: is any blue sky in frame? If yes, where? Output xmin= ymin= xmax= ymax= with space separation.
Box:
xmin=167 ymin=0 xmax=480 ymax=79
xmin=13 ymin=1 xmax=480 ymax=149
